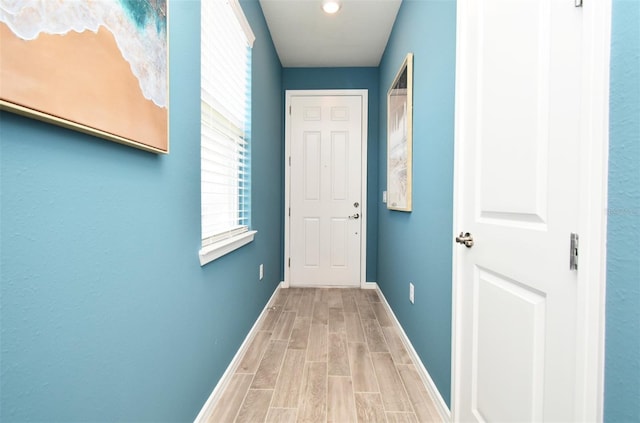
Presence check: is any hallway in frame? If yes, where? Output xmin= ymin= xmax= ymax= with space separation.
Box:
xmin=201 ymin=288 xmax=442 ymax=422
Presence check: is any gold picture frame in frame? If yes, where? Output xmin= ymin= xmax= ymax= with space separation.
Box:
xmin=387 ymin=53 xmax=413 ymax=211
xmin=0 ymin=1 xmax=169 ymax=154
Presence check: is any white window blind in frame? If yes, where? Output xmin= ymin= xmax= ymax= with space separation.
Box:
xmin=201 ymin=0 xmax=255 ymax=249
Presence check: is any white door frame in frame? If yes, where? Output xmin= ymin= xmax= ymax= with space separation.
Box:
xmin=450 ymin=1 xmax=611 ymax=421
xmin=283 ymin=89 xmax=368 ymax=289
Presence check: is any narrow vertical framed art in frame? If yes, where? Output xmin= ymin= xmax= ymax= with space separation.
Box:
xmin=386 ymin=52 xmax=413 ymax=211
xmin=0 ymin=0 xmax=169 ymax=153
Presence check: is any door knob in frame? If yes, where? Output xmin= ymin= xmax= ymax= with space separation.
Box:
xmin=349 ymin=213 xmax=360 ymax=220
xmin=455 ymin=232 xmax=474 ymax=248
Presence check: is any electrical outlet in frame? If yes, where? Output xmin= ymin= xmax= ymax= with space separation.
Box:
xmin=259 ymin=264 xmax=264 ymax=280
xmin=409 ymin=282 xmax=415 ymax=304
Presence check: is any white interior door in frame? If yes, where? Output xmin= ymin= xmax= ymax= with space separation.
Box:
xmin=287 ymin=93 xmax=364 ymax=287
xmin=452 ymin=1 xmax=600 ymax=421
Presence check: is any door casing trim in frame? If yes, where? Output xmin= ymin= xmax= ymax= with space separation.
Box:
xmin=283 ymin=89 xmax=369 ymax=289
xmin=450 ymin=1 xmax=611 ymax=421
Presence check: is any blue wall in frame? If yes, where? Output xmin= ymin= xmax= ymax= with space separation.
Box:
xmin=0 ymin=0 xmax=283 ymax=421
xmin=282 ymin=67 xmax=380 ymax=282
xmin=376 ymin=0 xmax=457 ymax=406
xmin=604 ymin=0 xmax=640 ymax=421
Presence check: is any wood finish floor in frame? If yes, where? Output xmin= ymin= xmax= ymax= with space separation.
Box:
xmin=202 ymin=288 xmax=442 ymax=423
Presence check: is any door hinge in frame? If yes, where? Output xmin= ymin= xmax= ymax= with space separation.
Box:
xmin=288 ymin=258 xmax=291 ymax=267
xmin=569 ymin=233 xmax=579 ymax=270
xmin=289 ymin=156 xmax=291 ymax=166
xmin=288 ymin=207 xmax=290 ymax=217
xmin=575 ymin=0 xmax=583 ymax=7
xmin=289 ymin=106 xmax=292 ymax=115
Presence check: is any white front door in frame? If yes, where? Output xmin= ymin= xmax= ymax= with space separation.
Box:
xmin=453 ymin=1 xmax=606 ymax=421
xmin=287 ymin=93 xmax=365 ymax=287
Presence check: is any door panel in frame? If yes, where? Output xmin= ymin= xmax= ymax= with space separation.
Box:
xmin=330 ymin=218 xmax=348 ymax=267
xmin=303 ymin=218 xmax=320 ymax=267
xmin=303 ymin=132 xmax=321 ymax=200
xmin=290 ymin=95 xmax=362 ymax=287
xmin=478 ymin=0 xmax=551 ymax=226
xmin=455 ymin=0 xmax=583 ymax=421
xmin=331 ymin=132 xmax=348 ymax=200
xmin=472 ymin=268 xmax=546 ymax=422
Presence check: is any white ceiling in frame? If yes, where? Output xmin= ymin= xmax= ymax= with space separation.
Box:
xmin=258 ymin=0 xmax=402 ymax=68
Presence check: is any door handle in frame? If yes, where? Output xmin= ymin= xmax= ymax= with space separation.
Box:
xmin=455 ymin=232 xmax=474 ymax=248
xmin=349 ymin=213 xmax=360 ymax=220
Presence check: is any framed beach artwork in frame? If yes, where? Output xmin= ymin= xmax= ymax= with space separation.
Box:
xmin=387 ymin=52 xmax=413 ymax=211
xmin=0 ymin=0 xmax=169 ymax=153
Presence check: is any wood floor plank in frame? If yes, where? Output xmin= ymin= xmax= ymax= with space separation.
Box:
xmin=328 ymin=376 xmax=357 ymax=423
xmin=297 ymin=290 xmax=315 ymax=318
xmin=354 ymin=392 xmax=387 ymax=423
xmin=386 ymin=412 xmax=419 ymax=422
xmin=315 ymin=288 xmax=330 ymax=302
xmin=347 ymin=342 xmax=379 ymax=392
xmin=297 ymin=362 xmax=327 ymax=423
xmin=203 ymin=373 xmax=253 ymax=423
xmin=327 ymin=288 xmax=343 ymax=308
xmin=371 ymin=352 xmax=412 ymax=412
xmin=288 ymin=316 xmax=311 ymax=350
xmin=362 ymin=318 xmax=389 ymax=353
xmin=283 ymin=292 xmax=302 ymax=311
xmin=382 ymin=326 xmax=413 ymax=365
xmin=312 ymin=301 xmax=329 ymax=325
xmin=357 ymin=301 xmax=377 ymax=320
xmin=328 ymin=307 xmax=346 ymax=333
xmin=345 ymin=312 xmax=366 ymax=343
xmin=262 ymin=307 xmax=283 ymax=331
xmin=252 ymin=340 xmax=288 ymax=389
xmin=366 ymin=290 xmax=381 ymax=303
xmin=235 ymin=389 xmax=273 ymax=423
xmin=306 ymin=323 xmax=328 ymax=362
xmin=271 ymin=289 xmax=289 ymax=308
xmin=272 ymin=349 xmax=306 ymax=408
xmin=371 ymin=302 xmax=394 ymax=327
xmin=328 ymin=332 xmax=350 ymax=376
xmin=353 ymin=289 xmax=369 ymax=304
xmin=397 ymin=364 xmax=441 ymax=422
xmin=341 ymin=290 xmax=358 ymax=312
xmin=237 ymin=330 xmax=273 ymax=374
xmin=272 ymin=311 xmax=297 ymax=341
xmin=266 ymin=408 xmax=297 ymax=423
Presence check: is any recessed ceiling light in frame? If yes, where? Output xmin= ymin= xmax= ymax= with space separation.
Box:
xmin=322 ymin=0 xmax=341 ymax=14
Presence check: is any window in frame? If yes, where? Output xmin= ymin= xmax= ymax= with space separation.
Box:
xmin=199 ymin=0 xmax=256 ymax=266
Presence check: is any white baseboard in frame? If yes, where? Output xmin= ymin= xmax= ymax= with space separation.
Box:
xmin=375 ymin=285 xmax=452 ymax=422
xmin=194 ymin=283 xmax=283 ymax=422
xmin=362 ymin=280 xmax=378 ymax=289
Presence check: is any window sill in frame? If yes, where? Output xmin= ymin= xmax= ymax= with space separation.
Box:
xmin=199 ymin=230 xmax=257 ymax=266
